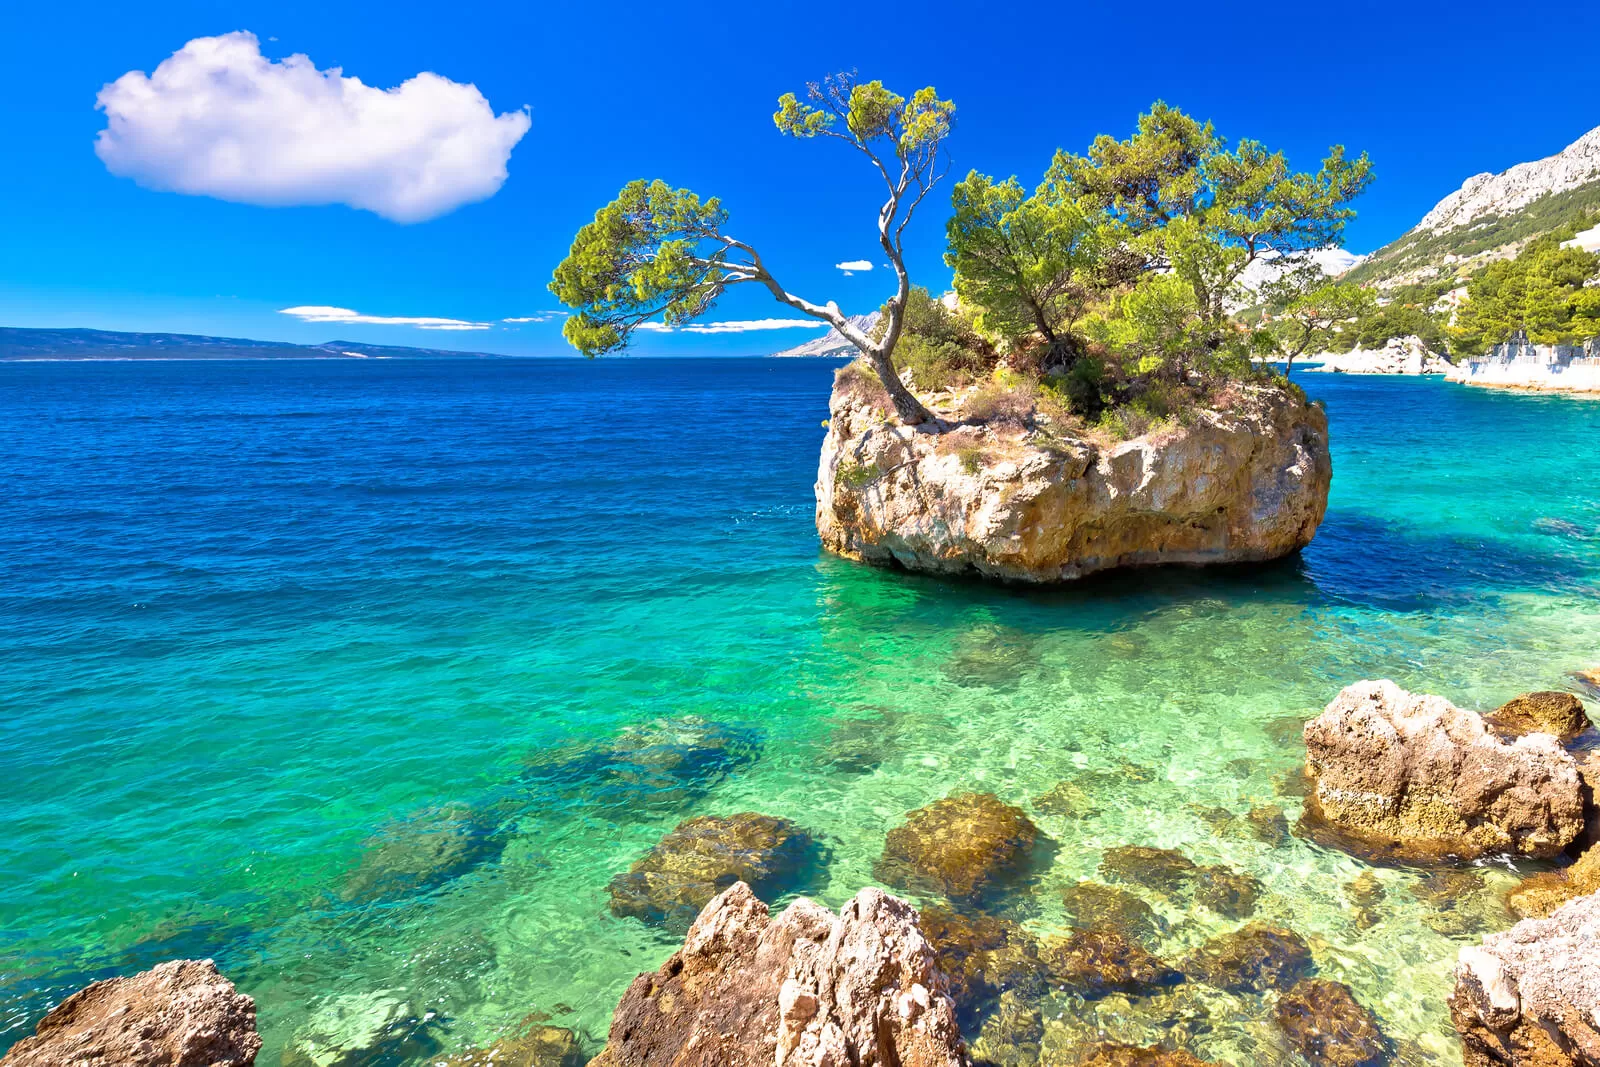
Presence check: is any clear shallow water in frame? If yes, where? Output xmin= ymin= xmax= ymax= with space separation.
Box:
xmin=2 ymin=359 xmax=1598 ymax=1064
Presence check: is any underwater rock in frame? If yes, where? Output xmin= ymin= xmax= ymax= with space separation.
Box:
xmin=1485 ymin=691 xmax=1590 ymax=741
xmin=1033 ymin=779 xmax=1098 ymax=818
xmin=1060 ymin=882 xmax=1168 ymax=944
xmin=1182 ymin=923 xmax=1315 ymax=993
xmin=1038 ymin=927 xmax=1181 ymax=999
xmin=815 ymin=380 xmax=1330 ymax=582
xmin=1189 ymin=805 xmax=1236 ymax=835
xmin=339 ymin=803 xmax=506 ymax=904
xmin=591 ymin=881 xmax=965 ymax=1067
xmin=1302 ymin=680 xmax=1585 ymax=861
xmin=0 ymin=959 xmax=261 ymax=1067
xmin=920 ymin=907 xmax=1045 ymax=1017
xmin=282 ymin=989 xmax=442 ymax=1067
xmin=1411 ymin=869 xmax=1512 ymax=938
xmin=1070 ymin=1044 xmax=1218 ymax=1066
xmin=1451 ymin=889 xmax=1600 ymax=1066
xmin=818 ymin=709 xmax=906 ymax=774
xmin=607 ymin=812 xmax=815 ymax=932
xmin=521 ymin=716 xmax=761 ymax=815
xmin=1192 ymin=866 xmax=1262 ymax=919
xmin=1099 ymin=846 xmax=1196 ymax=894
xmin=1343 ymin=870 xmax=1386 ymax=930
xmin=968 ymin=989 xmax=1043 ymax=1067
xmin=945 ymin=625 xmax=1038 ymax=689
xmin=1505 ymin=843 xmax=1600 ymax=920
xmin=876 ymin=792 xmax=1041 ymax=905
xmin=1572 ymin=669 xmax=1600 ymax=699
xmin=436 ymin=1018 xmax=585 ymax=1067
xmin=1246 ymin=805 xmax=1291 ymax=847
xmin=1274 ymin=978 xmax=1391 ymax=1067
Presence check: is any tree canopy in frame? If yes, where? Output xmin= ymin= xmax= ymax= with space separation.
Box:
xmin=550 ymin=72 xmax=954 ymax=424
xmin=1451 ymin=229 xmax=1600 ymax=353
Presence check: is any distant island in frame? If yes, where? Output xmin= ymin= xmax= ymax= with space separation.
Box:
xmin=0 ymin=327 xmax=514 ymax=361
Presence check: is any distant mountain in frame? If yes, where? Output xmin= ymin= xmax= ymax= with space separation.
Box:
xmin=1353 ymin=124 xmax=1600 ymax=288
xmin=0 ymin=327 xmax=513 ymax=361
xmin=770 ymin=313 xmax=881 ymax=358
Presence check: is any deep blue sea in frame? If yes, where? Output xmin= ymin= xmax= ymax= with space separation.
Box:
xmin=3 ymin=358 xmax=1599 ymax=1064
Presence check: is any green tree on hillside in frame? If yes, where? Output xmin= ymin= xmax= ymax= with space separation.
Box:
xmin=1262 ymin=266 xmax=1375 ymax=373
xmin=1452 ymin=233 xmax=1600 ymax=352
xmin=549 ymin=73 xmax=954 ymax=425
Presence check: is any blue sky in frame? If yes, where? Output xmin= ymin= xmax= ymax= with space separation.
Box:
xmin=2 ymin=0 xmax=1598 ymax=357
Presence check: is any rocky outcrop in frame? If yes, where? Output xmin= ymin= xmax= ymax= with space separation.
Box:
xmin=1450 ymin=889 xmax=1600 ymax=1065
xmin=1301 ymin=680 xmax=1585 ymax=861
xmin=815 ymin=381 xmax=1330 ymax=582
xmin=1506 ymin=845 xmax=1600 ymax=920
xmin=1414 ymin=124 xmax=1600 ymax=236
xmin=608 ymin=812 xmax=816 ymax=932
xmin=0 ymin=959 xmax=261 ymax=1066
xmin=1307 ymin=336 xmax=1452 ymax=375
xmin=1487 ymin=691 xmax=1591 ymax=742
xmin=876 ymin=793 xmax=1041 ymax=905
xmin=592 ymin=881 xmax=966 ymax=1067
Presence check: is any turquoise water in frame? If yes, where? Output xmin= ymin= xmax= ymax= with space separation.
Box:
xmin=3 ymin=359 xmax=1599 ymax=1064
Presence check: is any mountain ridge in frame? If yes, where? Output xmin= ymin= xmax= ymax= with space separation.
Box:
xmin=0 ymin=326 xmax=515 ymax=360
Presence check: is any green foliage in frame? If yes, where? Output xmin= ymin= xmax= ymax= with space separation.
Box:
xmin=956 ymin=445 xmax=986 ymax=474
xmin=549 ymin=180 xmax=730 ymax=355
xmin=886 ymin=287 xmax=995 ymax=389
xmin=836 ymin=459 xmax=882 ymax=489
xmin=1452 ymin=231 xmax=1600 ymax=352
xmin=1354 ymin=303 xmax=1448 ymax=351
xmin=1261 ymin=267 xmax=1376 ymax=364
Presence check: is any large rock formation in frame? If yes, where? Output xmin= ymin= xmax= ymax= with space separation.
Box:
xmin=1450 ymin=889 xmax=1600 ymax=1065
xmin=0 ymin=959 xmax=261 ymax=1066
xmin=592 ymin=881 xmax=967 ymax=1067
xmin=1301 ymin=680 xmax=1585 ymax=861
xmin=1307 ymin=336 xmax=1453 ymax=375
xmin=815 ymin=380 xmax=1330 ymax=582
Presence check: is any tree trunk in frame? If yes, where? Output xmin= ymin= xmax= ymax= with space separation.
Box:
xmin=867 ymin=352 xmax=935 ymax=425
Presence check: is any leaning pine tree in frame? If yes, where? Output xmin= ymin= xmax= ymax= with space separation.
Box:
xmin=549 ymin=74 xmax=955 ymax=425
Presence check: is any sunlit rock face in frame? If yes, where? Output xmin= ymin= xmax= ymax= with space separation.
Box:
xmin=815 ymin=380 xmax=1330 ymax=582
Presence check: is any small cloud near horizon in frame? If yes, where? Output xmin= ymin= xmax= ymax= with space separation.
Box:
xmin=94 ymin=31 xmax=530 ymax=223
xmin=835 ymin=260 xmax=874 ymax=276
xmin=637 ymin=318 xmax=828 ymax=335
xmin=279 ymin=305 xmax=492 ymax=331
xmin=502 ymin=312 xmax=567 ymax=324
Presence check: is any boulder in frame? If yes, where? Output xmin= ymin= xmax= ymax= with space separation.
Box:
xmin=1274 ymin=979 xmax=1391 ymax=1066
xmin=1038 ymin=927 xmax=1182 ymax=999
xmin=919 ymin=907 xmax=1044 ymax=1015
xmin=339 ymin=803 xmax=506 ymax=903
xmin=1098 ymin=846 xmax=1196 ymax=894
xmin=1181 ymin=923 xmax=1315 ymax=993
xmin=607 ymin=812 xmax=815 ymax=932
xmin=1450 ymin=889 xmax=1600 ymax=1066
xmin=1060 ymin=882 xmax=1168 ymax=944
xmin=1302 ymin=680 xmax=1585 ymax=861
xmin=1486 ymin=691 xmax=1590 ymax=741
xmin=1072 ymin=1045 xmax=1218 ymax=1066
xmin=1193 ymin=866 xmax=1262 ymax=919
xmin=815 ymin=381 xmax=1329 ymax=582
xmin=437 ymin=1019 xmax=585 ymax=1067
xmin=1505 ymin=845 xmax=1600 ymax=920
xmin=591 ymin=881 xmax=966 ymax=1067
xmin=0 ymin=959 xmax=260 ymax=1067
xmin=876 ymin=792 xmax=1040 ymax=905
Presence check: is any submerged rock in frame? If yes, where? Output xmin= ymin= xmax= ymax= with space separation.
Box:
xmin=1182 ymin=923 xmax=1314 ymax=993
xmin=968 ymin=989 xmax=1043 ymax=1066
xmin=1411 ymin=869 xmax=1512 ymax=938
xmin=0 ymin=959 xmax=261 ymax=1067
xmin=920 ymin=907 xmax=1044 ymax=1016
xmin=1038 ymin=927 xmax=1181 ymax=999
xmin=590 ymin=881 xmax=965 ymax=1067
xmin=1451 ymin=889 xmax=1600 ymax=1066
xmin=1275 ymin=978 xmax=1391 ymax=1066
xmin=1060 ymin=882 xmax=1168 ymax=944
xmin=1343 ymin=871 xmax=1386 ymax=930
xmin=1071 ymin=1044 xmax=1218 ymax=1066
xmin=876 ymin=792 xmax=1041 ymax=905
xmin=1485 ymin=691 xmax=1590 ymax=741
xmin=521 ymin=716 xmax=761 ymax=815
xmin=1302 ymin=680 xmax=1585 ymax=861
xmin=1033 ymin=779 xmax=1098 ymax=818
xmin=607 ymin=813 xmax=816 ymax=932
xmin=339 ymin=803 xmax=506 ymax=904
xmin=1099 ymin=846 xmax=1196 ymax=894
xmin=437 ymin=1018 xmax=585 ymax=1067
xmin=1192 ymin=866 xmax=1262 ymax=919
xmin=1505 ymin=844 xmax=1600 ymax=919
xmin=815 ymin=380 xmax=1330 ymax=582
xmin=1246 ymin=805 xmax=1291 ymax=847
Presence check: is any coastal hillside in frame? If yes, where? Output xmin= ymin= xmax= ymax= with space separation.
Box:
xmin=1351 ymin=123 xmax=1600 ymax=288
xmin=770 ymin=312 xmax=880 ymax=358
xmin=0 ymin=326 xmax=510 ymax=360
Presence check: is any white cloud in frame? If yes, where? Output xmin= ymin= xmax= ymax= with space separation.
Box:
xmin=638 ymin=318 xmax=829 ymax=335
xmin=95 ymin=31 xmax=531 ymax=223
xmin=502 ymin=312 xmax=566 ymax=324
xmin=279 ymin=305 xmax=491 ymax=330
xmin=835 ymin=260 xmax=874 ymax=275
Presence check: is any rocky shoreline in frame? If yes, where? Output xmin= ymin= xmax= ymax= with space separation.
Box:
xmin=1306 ymin=335 xmax=1454 ymax=376
xmin=815 ymin=376 xmax=1331 ymax=582
xmin=9 ymin=679 xmax=1600 ymax=1066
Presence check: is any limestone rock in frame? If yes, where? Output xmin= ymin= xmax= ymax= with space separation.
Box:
xmin=1506 ymin=844 xmax=1600 ymax=920
xmin=607 ymin=812 xmax=815 ymax=932
xmin=920 ymin=907 xmax=1045 ymax=1015
xmin=339 ymin=803 xmax=506 ymax=903
xmin=1192 ymin=866 xmax=1261 ymax=919
xmin=437 ymin=1020 xmax=585 ymax=1067
xmin=591 ymin=881 xmax=967 ymax=1067
xmin=1302 ymin=680 xmax=1584 ymax=861
xmin=876 ymin=792 xmax=1040 ymax=905
xmin=1038 ymin=927 xmax=1181 ymax=999
xmin=1450 ymin=889 xmax=1600 ymax=1066
xmin=1182 ymin=923 xmax=1314 ymax=993
xmin=1071 ymin=1045 xmax=1218 ymax=1066
xmin=1099 ymin=847 xmax=1196 ymax=895
xmin=815 ymin=380 xmax=1330 ymax=582
xmin=0 ymin=959 xmax=261 ymax=1067
xmin=1275 ymin=978 xmax=1391 ymax=1066
xmin=1308 ymin=336 xmax=1452 ymax=375
xmin=1486 ymin=691 xmax=1590 ymax=742
xmin=1413 ymin=124 xmax=1600 ymax=236
xmin=1060 ymin=882 xmax=1168 ymax=944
